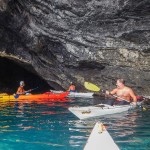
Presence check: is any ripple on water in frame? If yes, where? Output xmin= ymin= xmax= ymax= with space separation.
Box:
xmin=0 ymin=98 xmax=149 ymax=150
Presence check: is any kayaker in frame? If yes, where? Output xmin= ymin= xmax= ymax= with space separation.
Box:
xmin=68 ymin=82 xmax=76 ymax=92
xmin=16 ymin=81 xmax=31 ymax=95
xmin=106 ymin=79 xmax=137 ymax=105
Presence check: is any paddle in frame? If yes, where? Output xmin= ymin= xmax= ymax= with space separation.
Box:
xmin=84 ymin=82 xmax=100 ymax=92
xmin=84 ymin=82 xmax=129 ymax=102
xmin=14 ymin=87 xmax=39 ymax=99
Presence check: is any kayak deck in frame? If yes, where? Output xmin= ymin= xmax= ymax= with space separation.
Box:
xmin=69 ymin=104 xmax=132 ymax=120
xmin=51 ymin=90 xmax=94 ymax=97
xmin=84 ymin=122 xmax=120 ymax=150
xmin=68 ymin=92 xmax=93 ymax=98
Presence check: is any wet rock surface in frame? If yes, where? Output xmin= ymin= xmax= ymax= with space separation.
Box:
xmin=0 ymin=0 xmax=150 ymax=94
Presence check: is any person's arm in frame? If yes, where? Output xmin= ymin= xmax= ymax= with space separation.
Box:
xmin=129 ymin=89 xmax=137 ymax=105
xmin=110 ymin=89 xmax=118 ymax=95
xmin=67 ymin=86 xmax=71 ymax=91
xmin=106 ymin=88 xmax=117 ymax=95
xmin=74 ymin=85 xmax=76 ymax=90
xmin=16 ymin=87 xmax=21 ymax=94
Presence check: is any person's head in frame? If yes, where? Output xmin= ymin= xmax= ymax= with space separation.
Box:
xmin=116 ymin=79 xmax=125 ymax=88
xmin=20 ymin=81 xmax=25 ymax=86
xmin=70 ymin=82 xmax=74 ymax=85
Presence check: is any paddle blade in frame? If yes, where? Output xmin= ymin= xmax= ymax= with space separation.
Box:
xmin=84 ymin=82 xmax=100 ymax=92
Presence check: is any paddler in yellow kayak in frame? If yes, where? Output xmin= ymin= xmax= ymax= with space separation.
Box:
xmin=105 ymin=78 xmax=137 ymax=106
xmin=16 ymin=81 xmax=31 ymax=95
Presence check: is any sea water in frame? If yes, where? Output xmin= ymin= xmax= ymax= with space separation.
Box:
xmin=0 ymin=97 xmax=149 ymax=150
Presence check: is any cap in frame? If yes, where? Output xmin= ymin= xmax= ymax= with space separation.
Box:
xmin=20 ymin=81 xmax=25 ymax=86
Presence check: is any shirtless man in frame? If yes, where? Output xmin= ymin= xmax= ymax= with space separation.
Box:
xmin=106 ymin=79 xmax=137 ymax=105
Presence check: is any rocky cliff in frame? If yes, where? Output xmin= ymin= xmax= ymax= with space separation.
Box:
xmin=0 ymin=0 xmax=150 ymax=94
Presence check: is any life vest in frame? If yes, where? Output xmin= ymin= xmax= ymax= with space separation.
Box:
xmin=17 ymin=86 xmax=25 ymax=94
xmin=69 ymin=85 xmax=75 ymax=91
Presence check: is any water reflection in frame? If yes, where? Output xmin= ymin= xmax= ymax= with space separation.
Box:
xmin=0 ymin=99 xmax=71 ymax=132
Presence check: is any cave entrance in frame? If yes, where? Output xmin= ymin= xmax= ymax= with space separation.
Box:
xmin=0 ymin=57 xmax=52 ymax=94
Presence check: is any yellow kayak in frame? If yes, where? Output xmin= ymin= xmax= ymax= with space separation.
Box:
xmin=0 ymin=92 xmax=69 ymax=102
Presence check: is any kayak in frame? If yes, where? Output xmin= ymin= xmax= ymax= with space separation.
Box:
xmin=68 ymin=104 xmax=134 ymax=120
xmin=68 ymin=92 xmax=93 ymax=98
xmin=50 ymin=90 xmax=94 ymax=97
xmin=0 ymin=92 xmax=69 ymax=101
xmin=84 ymin=122 xmax=120 ymax=150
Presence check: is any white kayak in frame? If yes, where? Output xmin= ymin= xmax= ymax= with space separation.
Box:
xmin=69 ymin=104 xmax=133 ymax=120
xmin=51 ymin=90 xmax=93 ymax=98
xmin=84 ymin=122 xmax=120 ymax=150
xmin=68 ymin=92 xmax=93 ymax=98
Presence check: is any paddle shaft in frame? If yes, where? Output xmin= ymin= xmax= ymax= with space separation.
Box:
xmin=110 ymin=94 xmax=130 ymax=102
xmin=14 ymin=87 xmax=38 ymax=99
xmin=19 ymin=87 xmax=38 ymax=94
xmin=102 ymin=89 xmax=130 ymax=102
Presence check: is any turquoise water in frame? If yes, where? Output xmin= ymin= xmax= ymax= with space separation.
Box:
xmin=0 ymin=97 xmax=149 ymax=150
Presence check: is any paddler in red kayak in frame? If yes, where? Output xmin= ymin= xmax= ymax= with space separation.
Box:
xmin=68 ymin=82 xmax=76 ymax=92
xmin=106 ymin=79 xmax=137 ymax=105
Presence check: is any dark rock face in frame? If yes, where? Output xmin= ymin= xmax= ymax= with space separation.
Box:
xmin=0 ymin=0 xmax=150 ymax=94
xmin=0 ymin=57 xmax=51 ymax=94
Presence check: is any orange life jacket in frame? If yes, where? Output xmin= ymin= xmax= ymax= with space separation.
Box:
xmin=69 ymin=85 xmax=75 ymax=91
xmin=17 ymin=86 xmax=25 ymax=94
